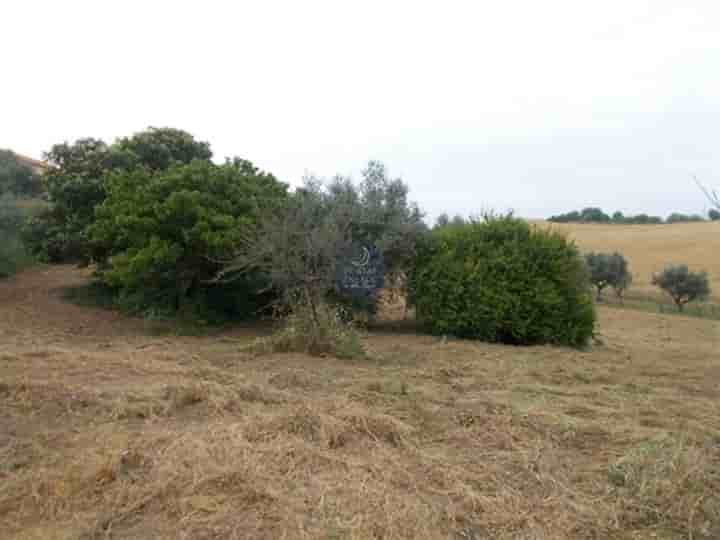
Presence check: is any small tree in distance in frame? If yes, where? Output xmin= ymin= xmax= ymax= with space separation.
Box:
xmin=585 ymin=252 xmax=631 ymax=301
xmin=652 ymin=265 xmax=710 ymax=312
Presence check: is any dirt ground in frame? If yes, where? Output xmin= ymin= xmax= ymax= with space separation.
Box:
xmin=1 ymin=266 xmax=719 ymax=539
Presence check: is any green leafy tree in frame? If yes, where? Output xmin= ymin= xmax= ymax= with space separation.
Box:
xmin=585 ymin=252 xmax=632 ymax=301
xmin=114 ymin=127 xmax=212 ymax=171
xmin=23 ymin=138 xmax=117 ymax=262
xmin=90 ymin=158 xmax=287 ymax=317
xmin=710 ymin=209 xmax=720 ymax=220
xmin=409 ymin=216 xmax=595 ymax=347
xmin=652 ymin=265 xmax=710 ymax=312
xmin=24 ymin=128 xmax=213 ymax=263
xmin=0 ymin=195 xmax=42 ymax=278
xmin=0 ymin=150 xmax=43 ymax=197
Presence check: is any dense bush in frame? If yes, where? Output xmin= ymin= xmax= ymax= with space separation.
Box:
xmin=666 ymin=213 xmax=705 ymax=224
xmin=113 ymin=127 xmax=212 ymax=172
xmin=585 ymin=251 xmax=632 ymax=300
xmin=89 ymin=158 xmax=287 ymax=319
xmin=409 ymin=216 xmax=595 ymax=347
xmin=0 ymin=195 xmax=38 ymax=277
xmin=0 ymin=150 xmax=44 ymax=197
xmin=652 ymin=265 xmax=710 ymax=312
xmin=24 ymin=128 xmax=213 ymax=264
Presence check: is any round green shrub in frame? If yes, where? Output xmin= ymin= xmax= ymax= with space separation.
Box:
xmin=409 ymin=216 xmax=595 ymax=347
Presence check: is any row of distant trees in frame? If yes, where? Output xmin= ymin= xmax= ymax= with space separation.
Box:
xmin=548 ymin=207 xmax=718 ymax=224
xmin=585 ymin=251 xmax=711 ymax=312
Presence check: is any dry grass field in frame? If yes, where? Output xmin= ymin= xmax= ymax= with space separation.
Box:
xmin=1 ymin=265 xmax=719 ymax=539
xmin=538 ymin=220 xmax=720 ymax=301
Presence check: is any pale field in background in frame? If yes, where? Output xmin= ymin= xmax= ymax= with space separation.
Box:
xmin=535 ymin=220 xmax=720 ymax=300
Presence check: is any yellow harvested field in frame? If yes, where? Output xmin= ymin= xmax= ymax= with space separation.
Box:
xmin=536 ymin=220 xmax=720 ymax=299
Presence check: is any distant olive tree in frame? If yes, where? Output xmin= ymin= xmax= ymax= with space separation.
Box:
xmin=652 ymin=265 xmax=710 ymax=312
xmin=709 ymin=209 xmax=720 ymax=221
xmin=666 ymin=213 xmax=705 ymax=224
xmin=585 ymin=252 xmax=632 ymax=301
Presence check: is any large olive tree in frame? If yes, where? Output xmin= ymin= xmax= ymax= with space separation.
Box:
xmin=218 ymin=161 xmax=426 ymax=348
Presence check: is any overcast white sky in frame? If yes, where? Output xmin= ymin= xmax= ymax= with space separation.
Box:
xmin=3 ymin=1 xmax=719 ymax=220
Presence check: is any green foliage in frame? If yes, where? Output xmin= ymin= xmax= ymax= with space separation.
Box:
xmin=114 ymin=127 xmax=212 ymax=171
xmin=585 ymin=251 xmax=632 ymax=300
xmin=434 ymin=213 xmax=467 ymax=229
xmin=90 ymin=158 xmax=287 ymax=319
xmin=353 ymin=161 xmax=427 ymax=278
xmin=0 ymin=150 xmax=43 ymax=197
xmin=652 ymin=265 xmax=711 ymax=311
xmin=22 ymin=206 xmax=87 ymax=263
xmin=549 ymin=208 xmax=664 ymax=224
xmin=666 ymin=212 xmax=705 ymax=224
xmin=23 ymin=138 xmax=122 ymax=263
xmin=549 ymin=207 xmax=610 ymax=223
xmin=709 ymin=209 xmax=720 ymax=221
xmin=24 ymin=128 xmax=213 ymax=264
xmin=220 ymin=160 xmax=424 ymax=356
xmin=409 ymin=216 xmax=595 ymax=347
xmin=221 ymin=161 xmax=426 ymax=319
xmin=0 ymin=195 xmax=37 ymax=278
